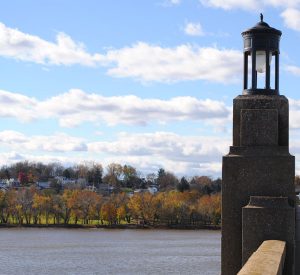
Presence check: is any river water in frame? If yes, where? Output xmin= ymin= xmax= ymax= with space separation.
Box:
xmin=0 ymin=228 xmax=220 ymax=275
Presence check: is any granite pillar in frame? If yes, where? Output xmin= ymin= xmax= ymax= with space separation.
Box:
xmin=221 ymin=95 xmax=295 ymax=275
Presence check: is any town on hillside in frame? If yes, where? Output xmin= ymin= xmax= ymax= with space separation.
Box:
xmin=0 ymin=161 xmax=222 ymax=195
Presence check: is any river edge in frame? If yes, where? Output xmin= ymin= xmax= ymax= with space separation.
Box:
xmin=0 ymin=223 xmax=221 ymax=230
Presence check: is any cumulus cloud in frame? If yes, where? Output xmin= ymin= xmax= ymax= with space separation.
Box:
xmin=89 ymin=127 xmax=300 ymax=175
xmin=3 ymin=128 xmax=300 ymax=176
xmin=281 ymin=8 xmax=300 ymax=31
xmin=0 ymin=22 xmax=242 ymax=84
xmin=200 ymin=0 xmax=261 ymax=10
xmin=200 ymin=0 xmax=300 ymax=10
xmin=170 ymin=0 xmax=181 ymax=4
xmin=88 ymin=130 xmax=300 ymax=175
xmin=0 ymin=130 xmax=229 ymax=176
xmin=199 ymin=0 xmax=300 ymax=41
xmin=103 ymin=42 xmax=241 ymax=83
xmin=289 ymin=98 xmax=300 ymax=129
xmin=184 ymin=22 xmax=205 ymax=36
xmin=89 ymin=131 xmax=228 ymax=162
xmin=163 ymin=0 xmax=181 ymax=5
xmin=273 ymin=98 xmax=300 ymax=133
xmin=0 ymin=89 xmax=231 ymax=127
xmin=0 ymin=22 xmax=103 ymax=66
xmin=0 ymin=90 xmax=37 ymax=122
xmin=0 ymin=130 xmax=87 ymax=152
xmin=0 ymin=151 xmax=79 ymax=167
xmin=201 ymin=1 xmax=300 ymax=33
xmin=285 ymin=65 xmax=300 ymax=76
xmin=88 ymin=132 xmax=229 ymax=175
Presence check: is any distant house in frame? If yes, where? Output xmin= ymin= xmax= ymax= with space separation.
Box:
xmin=134 ymin=188 xmax=148 ymax=194
xmin=148 ymin=186 xmax=158 ymax=194
xmin=36 ymin=181 xmax=51 ymax=190
xmin=85 ymin=185 xmax=97 ymax=192
xmin=76 ymin=178 xmax=87 ymax=187
xmin=6 ymin=178 xmax=20 ymax=188
xmin=127 ymin=191 xmax=134 ymax=197
xmin=0 ymin=180 xmax=6 ymax=186
xmin=0 ymin=181 xmax=8 ymax=192
xmin=55 ymin=176 xmax=77 ymax=186
xmin=133 ymin=187 xmax=158 ymax=195
xmin=98 ymin=183 xmax=113 ymax=195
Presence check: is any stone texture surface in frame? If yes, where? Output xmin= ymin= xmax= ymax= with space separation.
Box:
xmin=238 ymin=240 xmax=286 ymax=275
xmin=233 ymin=95 xmax=289 ymax=147
xmin=240 ymin=109 xmax=278 ymax=146
xmin=222 ymin=154 xmax=295 ymax=275
xmin=242 ymin=196 xmax=294 ymax=275
xmin=221 ymin=94 xmax=295 ymax=275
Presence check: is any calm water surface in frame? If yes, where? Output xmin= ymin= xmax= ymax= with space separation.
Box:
xmin=0 ymin=228 xmax=220 ymax=275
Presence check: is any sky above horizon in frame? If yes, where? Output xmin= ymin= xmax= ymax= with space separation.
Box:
xmin=1 ymin=0 xmax=300 ymax=178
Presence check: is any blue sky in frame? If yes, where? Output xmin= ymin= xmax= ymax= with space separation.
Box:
xmin=1 ymin=0 xmax=300 ymax=177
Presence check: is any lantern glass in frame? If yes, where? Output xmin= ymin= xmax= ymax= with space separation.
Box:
xmin=256 ymin=50 xmax=272 ymax=73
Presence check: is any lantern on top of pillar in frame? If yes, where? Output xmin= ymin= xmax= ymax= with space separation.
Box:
xmin=242 ymin=14 xmax=282 ymax=95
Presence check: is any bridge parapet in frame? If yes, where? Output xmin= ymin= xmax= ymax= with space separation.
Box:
xmin=238 ymin=240 xmax=286 ymax=275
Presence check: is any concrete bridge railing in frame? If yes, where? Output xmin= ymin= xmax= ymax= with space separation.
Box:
xmin=237 ymin=240 xmax=286 ymax=275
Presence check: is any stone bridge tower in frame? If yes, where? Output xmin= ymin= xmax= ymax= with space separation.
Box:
xmin=221 ymin=15 xmax=295 ymax=275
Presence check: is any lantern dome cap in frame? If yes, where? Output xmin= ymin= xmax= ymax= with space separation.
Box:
xmin=242 ymin=14 xmax=282 ymax=36
xmin=254 ymin=21 xmax=271 ymax=28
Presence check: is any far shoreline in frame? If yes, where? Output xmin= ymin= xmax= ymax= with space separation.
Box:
xmin=0 ymin=223 xmax=221 ymax=230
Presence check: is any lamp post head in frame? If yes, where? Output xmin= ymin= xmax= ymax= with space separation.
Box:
xmin=242 ymin=15 xmax=282 ymax=95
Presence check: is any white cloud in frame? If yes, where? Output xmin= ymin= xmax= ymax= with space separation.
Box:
xmin=0 ymin=130 xmax=87 ymax=152
xmin=271 ymin=98 xmax=300 ymax=133
xmin=266 ymin=0 xmax=300 ymax=8
xmin=289 ymin=99 xmax=300 ymax=129
xmin=0 ymin=22 xmax=103 ymax=66
xmin=0 ymin=90 xmax=37 ymax=122
xmin=184 ymin=22 xmax=205 ymax=36
xmin=0 ymin=130 xmax=229 ymax=176
xmin=88 ymin=131 xmax=229 ymax=175
xmin=89 ymin=131 xmax=228 ymax=161
xmin=104 ymin=42 xmax=241 ymax=83
xmin=285 ymin=65 xmax=300 ymax=76
xmin=3 ymin=128 xmax=300 ymax=176
xmin=87 ymin=129 xmax=300 ymax=176
xmin=281 ymin=8 xmax=300 ymax=31
xmin=0 ymin=22 xmax=242 ymax=84
xmin=161 ymin=0 xmax=181 ymax=6
xmin=167 ymin=0 xmax=181 ymax=5
xmin=0 ymin=151 xmax=79 ymax=167
xmin=201 ymin=1 xmax=300 ymax=33
xmin=0 ymin=89 xmax=231 ymax=127
xmin=200 ymin=0 xmax=261 ymax=10
xmin=200 ymin=0 xmax=300 ymax=10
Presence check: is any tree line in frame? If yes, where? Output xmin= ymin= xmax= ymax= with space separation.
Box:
xmin=0 ymin=161 xmax=223 ymax=228
xmin=0 ymin=187 xmax=221 ymax=227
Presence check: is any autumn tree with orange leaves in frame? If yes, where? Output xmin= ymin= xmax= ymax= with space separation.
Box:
xmin=0 ymin=183 xmax=221 ymax=227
